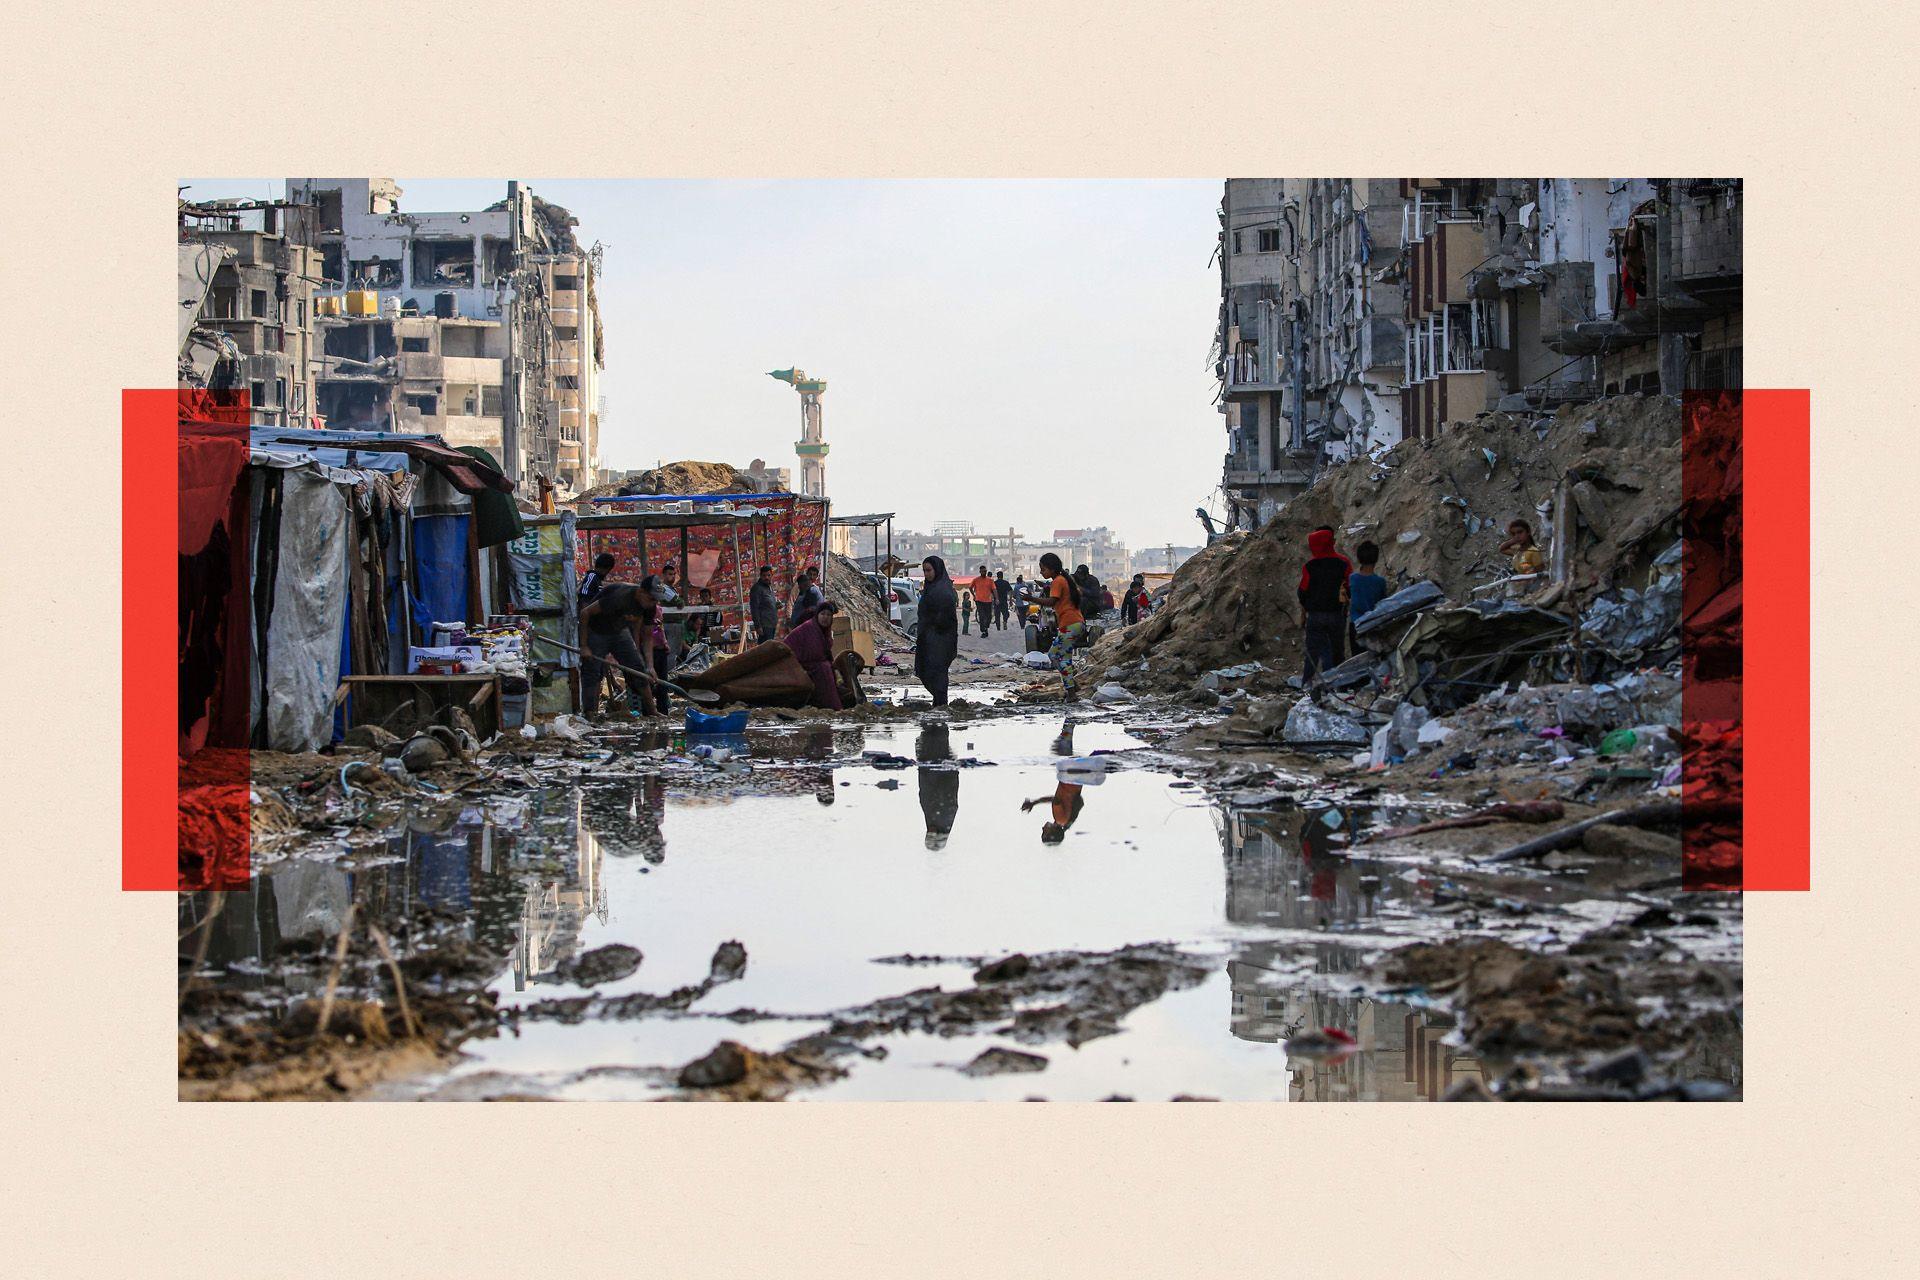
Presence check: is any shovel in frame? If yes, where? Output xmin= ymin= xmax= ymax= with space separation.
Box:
xmin=529 ymin=634 xmax=722 ymax=704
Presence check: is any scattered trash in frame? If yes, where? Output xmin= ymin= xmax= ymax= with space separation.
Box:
xmin=1598 ymin=728 xmax=1638 ymax=756
xmin=1283 ymin=699 xmax=1371 ymax=746
xmin=962 ymin=1046 xmax=1049 ymax=1077
xmin=1369 ymin=702 xmax=1430 ymax=766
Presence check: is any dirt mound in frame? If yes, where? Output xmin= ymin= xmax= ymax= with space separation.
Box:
xmin=1091 ymin=395 xmax=1681 ymax=687
xmin=581 ymin=461 xmax=755 ymax=502
xmin=826 ymin=552 xmax=910 ymax=644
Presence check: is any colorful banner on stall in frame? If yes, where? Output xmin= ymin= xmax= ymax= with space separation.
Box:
xmin=574 ymin=496 xmax=828 ymax=630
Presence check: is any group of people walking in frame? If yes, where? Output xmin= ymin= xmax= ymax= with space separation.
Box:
xmin=959 ymin=566 xmax=1012 ymax=635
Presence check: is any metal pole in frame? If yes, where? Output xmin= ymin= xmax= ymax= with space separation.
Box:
xmin=730 ymin=521 xmax=748 ymax=653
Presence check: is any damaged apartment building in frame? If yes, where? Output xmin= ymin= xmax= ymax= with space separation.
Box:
xmin=1217 ymin=178 xmax=1742 ymax=524
xmin=290 ymin=178 xmax=605 ymax=494
xmin=1216 ymin=179 xmax=1408 ymax=527
xmin=178 ymin=197 xmax=323 ymax=428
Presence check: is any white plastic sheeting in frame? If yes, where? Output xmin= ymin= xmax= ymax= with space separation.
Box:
xmin=251 ymin=465 xmax=352 ymax=752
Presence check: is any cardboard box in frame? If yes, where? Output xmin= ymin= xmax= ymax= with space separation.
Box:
xmin=831 ymin=623 xmax=875 ymax=667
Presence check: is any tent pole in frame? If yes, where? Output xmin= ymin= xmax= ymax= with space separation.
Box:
xmin=731 ymin=522 xmax=748 ymax=653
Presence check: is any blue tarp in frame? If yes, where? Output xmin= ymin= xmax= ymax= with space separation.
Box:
xmin=412 ymin=514 xmax=470 ymax=633
xmin=249 ymin=427 xmax=415 ymax=476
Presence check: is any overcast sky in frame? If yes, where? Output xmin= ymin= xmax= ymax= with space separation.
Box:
xmin=182 ymin=179 xmax=1225 ymax=550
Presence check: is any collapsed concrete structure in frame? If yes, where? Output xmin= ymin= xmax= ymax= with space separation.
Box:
xmin=179 ymin=179 xmax=607 ymax=496
xmin=1103 ymin=393 xmax=1681 ymax=687
xmin=178 ymin=198 xmax=325 ymax=428
xmin=1216 ymin=178 xmax=1742 ymax=528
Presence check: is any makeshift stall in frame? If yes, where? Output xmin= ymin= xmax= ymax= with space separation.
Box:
xmin=580 ymin=493 xmax=829 ymax=643
xmin=528 ymin=505 xmax=762 ymax=712
xmin=828 ymin=511 xmax=895 ymax=575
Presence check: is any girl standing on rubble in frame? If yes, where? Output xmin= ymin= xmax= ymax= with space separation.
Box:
xmin=1037 ymin=552 xmax=1086 ymax=701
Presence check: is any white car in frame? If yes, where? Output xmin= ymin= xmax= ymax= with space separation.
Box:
xmin=864 ymin=573 xmax=920 ymax=637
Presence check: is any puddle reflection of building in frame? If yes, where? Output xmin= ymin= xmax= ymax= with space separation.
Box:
xmin=916 ymin=721 xmax=959 ymax=849
xmin=1218 ymin=804 xmax=1485 ymax=1101
xmin=513 ymin=788 xmax=608 ymax=990
xmin=179 ymin=795 xmax=562 ymax=994
xmin=1220 ymin=805 xmax=1381 ymax=933
xmin=580 ymin=777 xmax=668 ymax=864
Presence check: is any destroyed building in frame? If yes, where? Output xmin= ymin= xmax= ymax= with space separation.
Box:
xmin=177 ymin=197 xmax=324 ymax=428
xmin=1216 ymin=179 xmax=1408 ymax=527
xmin=285 ymin=178 xmax=605 ymax=494
xmin=1218 ymin=179 xmax=1743 ymax=521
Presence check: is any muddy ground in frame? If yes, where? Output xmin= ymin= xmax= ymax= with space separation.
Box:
xmin=182 ymin=628 xmax=1739 ymax=1102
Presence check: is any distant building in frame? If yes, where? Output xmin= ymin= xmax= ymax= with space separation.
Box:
xmin=1138 ymin=544 xmax=1202 ymax=575
xmin=1037 ymin=527 xmax=1129 ymax=584
xmin=894 ymin=523 xmax=1024 ymax=573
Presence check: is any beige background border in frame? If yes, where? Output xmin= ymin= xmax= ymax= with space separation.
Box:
xmin=2 ymin=1 xmax=1912 ymax=1274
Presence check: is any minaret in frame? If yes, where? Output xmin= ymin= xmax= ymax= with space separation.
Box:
xmin=768 ymin=367 xmax=828 ymax=496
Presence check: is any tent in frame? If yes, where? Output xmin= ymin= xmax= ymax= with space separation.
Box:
xmin=242 ymin=427 xmax=516 ymax=751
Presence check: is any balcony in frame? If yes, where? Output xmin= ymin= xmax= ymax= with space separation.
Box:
xmin=1222 ymin=455 xmax=1311 ymax=488
xmin=1222 ymin=350 xmax=1285 ymax=396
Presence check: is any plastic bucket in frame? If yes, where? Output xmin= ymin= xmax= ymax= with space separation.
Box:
xmin=685 ymin=707 xmax=749 ymax=736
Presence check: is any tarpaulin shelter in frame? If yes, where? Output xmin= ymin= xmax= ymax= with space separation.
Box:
xmin=242 ymin=427 xmax=517 ymax=751
xmin=575 ymin=493 xmax=828 ymax=638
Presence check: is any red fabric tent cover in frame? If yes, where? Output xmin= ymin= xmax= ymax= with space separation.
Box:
xmin=575 ymin=496 xmax=828 ymax=629
xmin=179 ymin=426 xmax=249 ymax=556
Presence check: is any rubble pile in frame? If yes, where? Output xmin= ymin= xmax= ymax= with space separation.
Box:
xmin=826 ymin=552 xmax=911 ymax=645
xmin=577 ymin=460 xmax=756 ymax=502
xmin=1088 ymin=395 xmax=1681 ymax=688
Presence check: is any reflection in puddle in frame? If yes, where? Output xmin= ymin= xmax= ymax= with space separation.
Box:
xmin=202 ymin=710 xmax=1734 ymax=1100
xmin=1219 ymin=804 xmax=1487 ymax=1100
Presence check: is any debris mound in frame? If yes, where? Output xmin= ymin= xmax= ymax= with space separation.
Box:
xmin=1090 ymin=395 xmax=1680 ymax=688
xmin=577 ymin=461 xmax=756 ymax=503
xmin=826 ymin=552 xmax=910 ymax=645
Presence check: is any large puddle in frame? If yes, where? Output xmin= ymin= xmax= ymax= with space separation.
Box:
xmin=188 ymin=711 xmax=1737 ymax=1100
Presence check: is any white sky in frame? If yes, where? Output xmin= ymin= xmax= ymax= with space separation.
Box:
xmin=181 ymin=179 xmax=1225 ymax=550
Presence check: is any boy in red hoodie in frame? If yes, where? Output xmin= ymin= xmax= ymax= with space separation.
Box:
xmin=1297 ymin=525 xmax=1351 ymax=680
